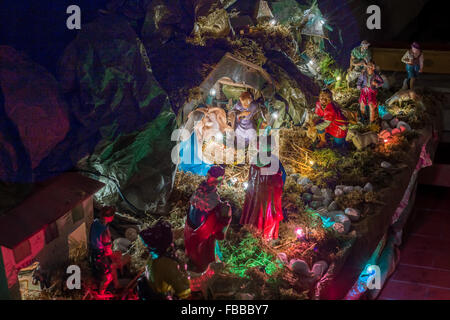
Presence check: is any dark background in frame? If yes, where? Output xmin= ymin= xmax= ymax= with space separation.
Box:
xmin=0 ymin=0 xmax=448 ymax=75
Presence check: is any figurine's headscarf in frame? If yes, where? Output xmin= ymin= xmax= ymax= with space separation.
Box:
xmin=190 ymin=166 xmax=224 ymax=211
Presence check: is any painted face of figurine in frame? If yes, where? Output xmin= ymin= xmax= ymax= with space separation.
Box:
xmin=240 ymin=97 xmax=252 ymax=109
xmin=319 ymin=92 xmax=332 ymax=106
xmin=367 ymin=63 xmax=375 ymax=74
xmin=411 ymin=47 xmax=420 ymax=56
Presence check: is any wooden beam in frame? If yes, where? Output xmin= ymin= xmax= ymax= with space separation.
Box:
xmin=372 ymin=48 xmax=450 ymax=74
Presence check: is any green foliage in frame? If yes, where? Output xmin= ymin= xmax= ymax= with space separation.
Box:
xmin=221 ymin=231 xmax=282 ymax=278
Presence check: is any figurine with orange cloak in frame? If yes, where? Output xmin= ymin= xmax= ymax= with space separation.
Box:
xmin=240 ymin=140 xmax=286 ymax=241
xmin=184 ymin=165 xmax=232 ymax=273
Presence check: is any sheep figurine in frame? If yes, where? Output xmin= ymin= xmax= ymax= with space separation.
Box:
xmin=346 ymin=129 xmax=379 ymax=150
xmin=385 ymin=89 xmax=423 ymax=108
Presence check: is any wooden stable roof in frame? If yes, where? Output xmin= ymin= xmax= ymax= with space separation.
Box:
xmin=199 ymin=53 xmax=274 ymax=93
xmin=0 ymin=172 xmax=104 ymax=249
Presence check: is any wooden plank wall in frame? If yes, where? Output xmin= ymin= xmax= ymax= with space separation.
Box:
xmin=372 ymin=48 xmax=450 ymax=74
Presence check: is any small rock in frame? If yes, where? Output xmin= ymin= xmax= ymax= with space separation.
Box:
xmin=353 ymin=186 xmax=363 ymax=192
xmin=328 ymin=201 xmax=339 ymax=211
xmin=311 ymin=261 xmax=329 ymax=279
xmin=397 ymin=121 xmax=411 ymax=132
xmin=290 ymin=259 xmax=311 ymax=276
xmin=345 ymin=208 xmax=361 ymax=221
xmin=311 ymin=185 xmax=321 ymax=195
xmin=382 ymin=112 xmax=394 ymax=121
xmin=334 ymin=214 xmax=351 ymax=233
xmin=321 ymin=188 xmax=334 ymax=199
xmin=277 ymin=253 xmax=288 ymax=264
xmin=310 ymin=201 xmax=322 ymax=209
xmin=335 ymin=185 xmax=346 ymax=190
xmin=332 ymin=223 xmax=346 ymax=234
xmin=322 ymin=198 xmax=331 ymax=208
xmin=389 ymin=118 xmax=400 ymax=128
xmin=381 ymin=161 xmax=392 ymax=169
xmin=335 ymin=188 xmax=344 ymax=197
xmin=302 ymin=193 xmax=313 ymax=203
xmin=343 ymin=186 xmax=354 ymax=194
xmin=299 ymin=177 xmax=312 ymax=185
xmin=363 ymin=182 xmax=373 ymax=192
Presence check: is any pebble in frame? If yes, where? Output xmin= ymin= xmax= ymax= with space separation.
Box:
xmin=321 ymin=188 xmax=334 ymax=199
xmin=335 ymin=188 xmax=344 ymax=197
xmin=335 ymin=185 xmax=346 ymax=190
xmin=381 ymin=161 xmax=392 ymax=169
xmin=328 ymin=201 xmax=339 ymax=211
xmin=290 ymin=259 xmax=311 ymax=276
xmin=390 ymin=118 xmax=400 ymax=128
xmin=277 ymin=253 xmax=288 ymax=265
xmin=397 ymin=121 xmax=411 ymax=132
xmin=382 ymin=113 xmax=394 ymax=121
xmin=334 ymin=214 xmax=351 ymax=233
xmin=299 ymin=177 xmax=312 ymax=185
xmin=353 ymin=186 xmax=363 ymax=192
xmin=322 ymin=198 xmax=331 ymax=208
xmin=363 ymin=182 xmax=373 ymax=192
xmin=345 ymin=208 xmax=361 ymax=221
xmin=311 ymin=261 xmax=329 ymax=279
xmin=343 ymin=186 xmax=354 ymax=194
xmin=332 ymin=223 xmax=347 ymax=234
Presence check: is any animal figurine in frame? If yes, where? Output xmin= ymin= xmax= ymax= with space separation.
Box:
xmin=346 ymin=129 xmax=379 ymax=150
xmin=385 ymin=89 xmax=422 ymax=107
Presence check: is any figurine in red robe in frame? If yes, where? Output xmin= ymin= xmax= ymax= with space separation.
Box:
xmin=240 ymin=142 xmax=285 ymax=241
xmin=184 ymin=166 xmax=232 ymax=273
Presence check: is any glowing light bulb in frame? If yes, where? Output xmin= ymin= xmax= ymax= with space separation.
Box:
xmin=231 ymin=177 xmax=238 ymax=184
xmin=269 ymin=19 xmax=277 ymax=26
xmin=336 ymin=76 xmax=341 ymax=81
xmin=272 ymin=112 xmax=278 ymax=119
xmin=295 ymin=228 xmax=304 ymax=238
xmin=309 ymin=160 xmax=315 ymax=165
xmin=209 ymin=88 xmax=217 ymax=96
xmin=384 ymin=139 xmax=388 ymax=143
xmin=319 ymin=18 xmax=326 ymax=25
xmin=216 ymin=132 xmax=223 ymax=140
xmin=308 ymin=60 xmax=314 ymax=66
xmin=243 ymin=182 xmax=249 ymax=190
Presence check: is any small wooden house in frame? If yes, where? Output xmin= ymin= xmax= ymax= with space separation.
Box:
xmin=0 ymin=173 xmax=104 ymax=299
